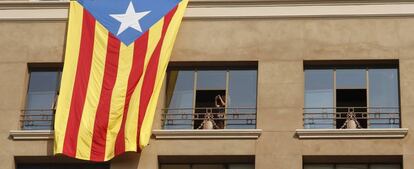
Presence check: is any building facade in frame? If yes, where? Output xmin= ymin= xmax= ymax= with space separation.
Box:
xmin=1 ymin=0 xmax=414 ymax=168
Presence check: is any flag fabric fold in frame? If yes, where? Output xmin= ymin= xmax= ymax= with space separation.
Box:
xmin=54 ymin=0 xmax=188 ymax=161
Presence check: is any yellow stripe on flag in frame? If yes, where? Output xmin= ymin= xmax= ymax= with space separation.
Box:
xmin=104 ymin=43 xmax=135 ymax=160
xmin=124 ymin=18 xmax=165 ymax=152
xmin=75 ymin=21 xmax=108 ymax=160
xmin=54 ymin=1 xmax=84 ymax=154
xmin=139 ymin=0 xmax=189 ymax=148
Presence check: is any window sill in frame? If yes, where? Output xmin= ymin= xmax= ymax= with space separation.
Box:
xmin=296 ymin=128 xmax=408 ymax=139
xmin=9 ymin=130 xmax=54 ymax=140
xmin=152 ymin=129 xmax=262 ymax=139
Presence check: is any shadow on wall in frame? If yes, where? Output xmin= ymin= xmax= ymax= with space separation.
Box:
xmin=45 ymin=140 xmax=140 ymax=168
xmin=111 ymin=152 xmax=141 ymax=169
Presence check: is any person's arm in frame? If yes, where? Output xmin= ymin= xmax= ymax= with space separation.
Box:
xmin=218 ymin=95 xmax=226 ymax=106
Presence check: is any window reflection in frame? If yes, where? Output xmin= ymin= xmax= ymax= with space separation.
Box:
xmin=336 ymin=69 xmax=366 ymax=89
xmin=304 ymin=164 xmax=400 ymax=169
xmin=368 ymin=69 xmax=400 ymax=128
xmin=160 ymin=164 xmax=254 ymax=169
xmin=165 ymin=70 xmax=194 ymax=129
xmin=24 ymin=71 xmax=61 ymax=130
xmin=304 ymin=70 xmax=334 ymax=129
xmin=227 ymin=70 xmax=257 ymax=129
xmin=304 ymin=67 xmax=400 ymax=129
xmin=197 ymin=71 xmax=226 ymax=90
xmin=164 ymin=68 xmax=257 ymax=130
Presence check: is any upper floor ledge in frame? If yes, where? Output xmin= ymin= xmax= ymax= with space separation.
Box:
xmin=296 ymin=128 xmax=409 ymax=139
xmin=9 ymin=130 xmax=53 ymax=140
xmin=9 ymin=129 xmax=262 ymax=140
xmin=153 ymin=129 xmax=262 ymax=139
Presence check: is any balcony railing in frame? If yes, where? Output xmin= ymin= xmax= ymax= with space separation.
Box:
xmin=161 ymin=107 xmax=256 ymax=129
xmin=21 ymin=109 xmax=55 ymax=130
xmin=303 ymin=107 xmax=400 ymax=129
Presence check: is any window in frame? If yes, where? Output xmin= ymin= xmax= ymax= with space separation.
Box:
xmin=15 ymin=156 xmax=110 ymax=169
xmin=17 ymin=163 xmax=109 ymax=169
xmin=163 ymin=65 xmax=257 ymax=130
xmin=304 ymin=164 xmax=401 ymax=169
xmin=304 ymin=62 xmax=400 ymax=129
xmin=160 ymin=164 xmax=254 ymax=169
xmin=23 ymin=68 xmax=62 ymax=130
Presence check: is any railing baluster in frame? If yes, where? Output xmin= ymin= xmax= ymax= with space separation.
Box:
xmin=161 ymin=107 xmax=257 ymax=129
xmin=303 ymin=107 xmax=400 ymax=129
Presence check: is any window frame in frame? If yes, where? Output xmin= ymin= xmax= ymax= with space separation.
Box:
xmin=164 ymin=62 xmax=258 ymax=130
xmin=303 ymin=60 xmax=401 ymax=129
xmin=303 ymin=163 xmax=402 ymax=169
xmin=22 ymin=64 xmax=62 ymax=130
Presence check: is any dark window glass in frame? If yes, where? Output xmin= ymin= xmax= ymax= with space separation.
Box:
xmin=304 ymin=165 xmax=334 ymax=169
xmin=370 ymin=165 xmax=401 ymax=169
xmin=192 ymin=165 xmax=226 ymax=169
xmin=17 ymin=163 xmax=109 ymax=169
xmin=24 ymin=70 xmax=61 ymax=130
xmin=160 ymin=164 xmax=254 ymax=169
xmin=336 ymin=165 xmax=368 ymax=169
xmin=228 ymin=164 xmax=255 ymax=169
xmin=304 ymin=164 xmax=400 ymax=169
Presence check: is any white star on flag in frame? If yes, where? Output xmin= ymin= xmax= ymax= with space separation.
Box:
xmin=110 ymin=2 xmax=151 ymax=35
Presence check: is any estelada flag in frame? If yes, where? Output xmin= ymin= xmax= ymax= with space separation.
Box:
xmin=54 ymin=0 xmax=188 ymax=161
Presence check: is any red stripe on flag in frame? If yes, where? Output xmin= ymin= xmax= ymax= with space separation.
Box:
xmin=62 ymin=9 xmax=96 ymax=157
xmin=137 ymin=7 xmax=178 ymax=150
xmin=90 ymin=33 xmax=121 ymax=161
xmin=114 ymin=32 xmax=149 ymax=155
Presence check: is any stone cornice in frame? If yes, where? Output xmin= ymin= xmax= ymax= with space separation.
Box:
xmin=0 ymin=2 xmax=414 ymax=21
xmin=9 ymin=130 xmax=54 ymax=140
xmin=1 ymin=1 xmax=414 ymax=20
xmin=152 ymin=129 xmax=262 ymax=139
xmin=1 ymin=0 xmax=414 ymax=8
xmin=296 ymin=128 xmax=409 ymax=139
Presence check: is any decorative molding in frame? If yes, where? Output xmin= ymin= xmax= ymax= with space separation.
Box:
xmin=1 ymin=1 xmax=414 ymax=20
xmin=9 ymin=130 xmax=54 ymax=140
xmin=152 ymin=129 xmax=262 ymax=139
xmin=296 ymin=128 xmax=409 ymax=139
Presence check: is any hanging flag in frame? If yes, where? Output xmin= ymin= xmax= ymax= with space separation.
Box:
xmin=54 ymin=0 xmax=188 ymax=162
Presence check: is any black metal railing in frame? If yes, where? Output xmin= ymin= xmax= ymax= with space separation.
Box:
xmin=161 ymin=107 xmax=256 ymax=129
xmin=303 ymin=107 xmax=400 ymax=129
xmin=21 ymin=109 xmax=55 ymax=130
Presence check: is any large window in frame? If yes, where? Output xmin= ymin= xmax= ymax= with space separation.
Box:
xmin=304 ymin=63 xmax=400 ymax=129
xmin=17 ymin=163 xmax=109 ymax=169
xmin=23 ymin=68 xmax=61 ymax=130
xmin=163 ymin=66 xmax=257 ymax=130
xmin=161 ymin=164 xmax=254 ymax=169
xmin=304 ymin=164 xmax=401 ymax=169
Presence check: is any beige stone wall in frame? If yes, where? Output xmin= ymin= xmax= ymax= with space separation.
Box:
xmin=1 ymin=17 xmax=414 ymax=169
